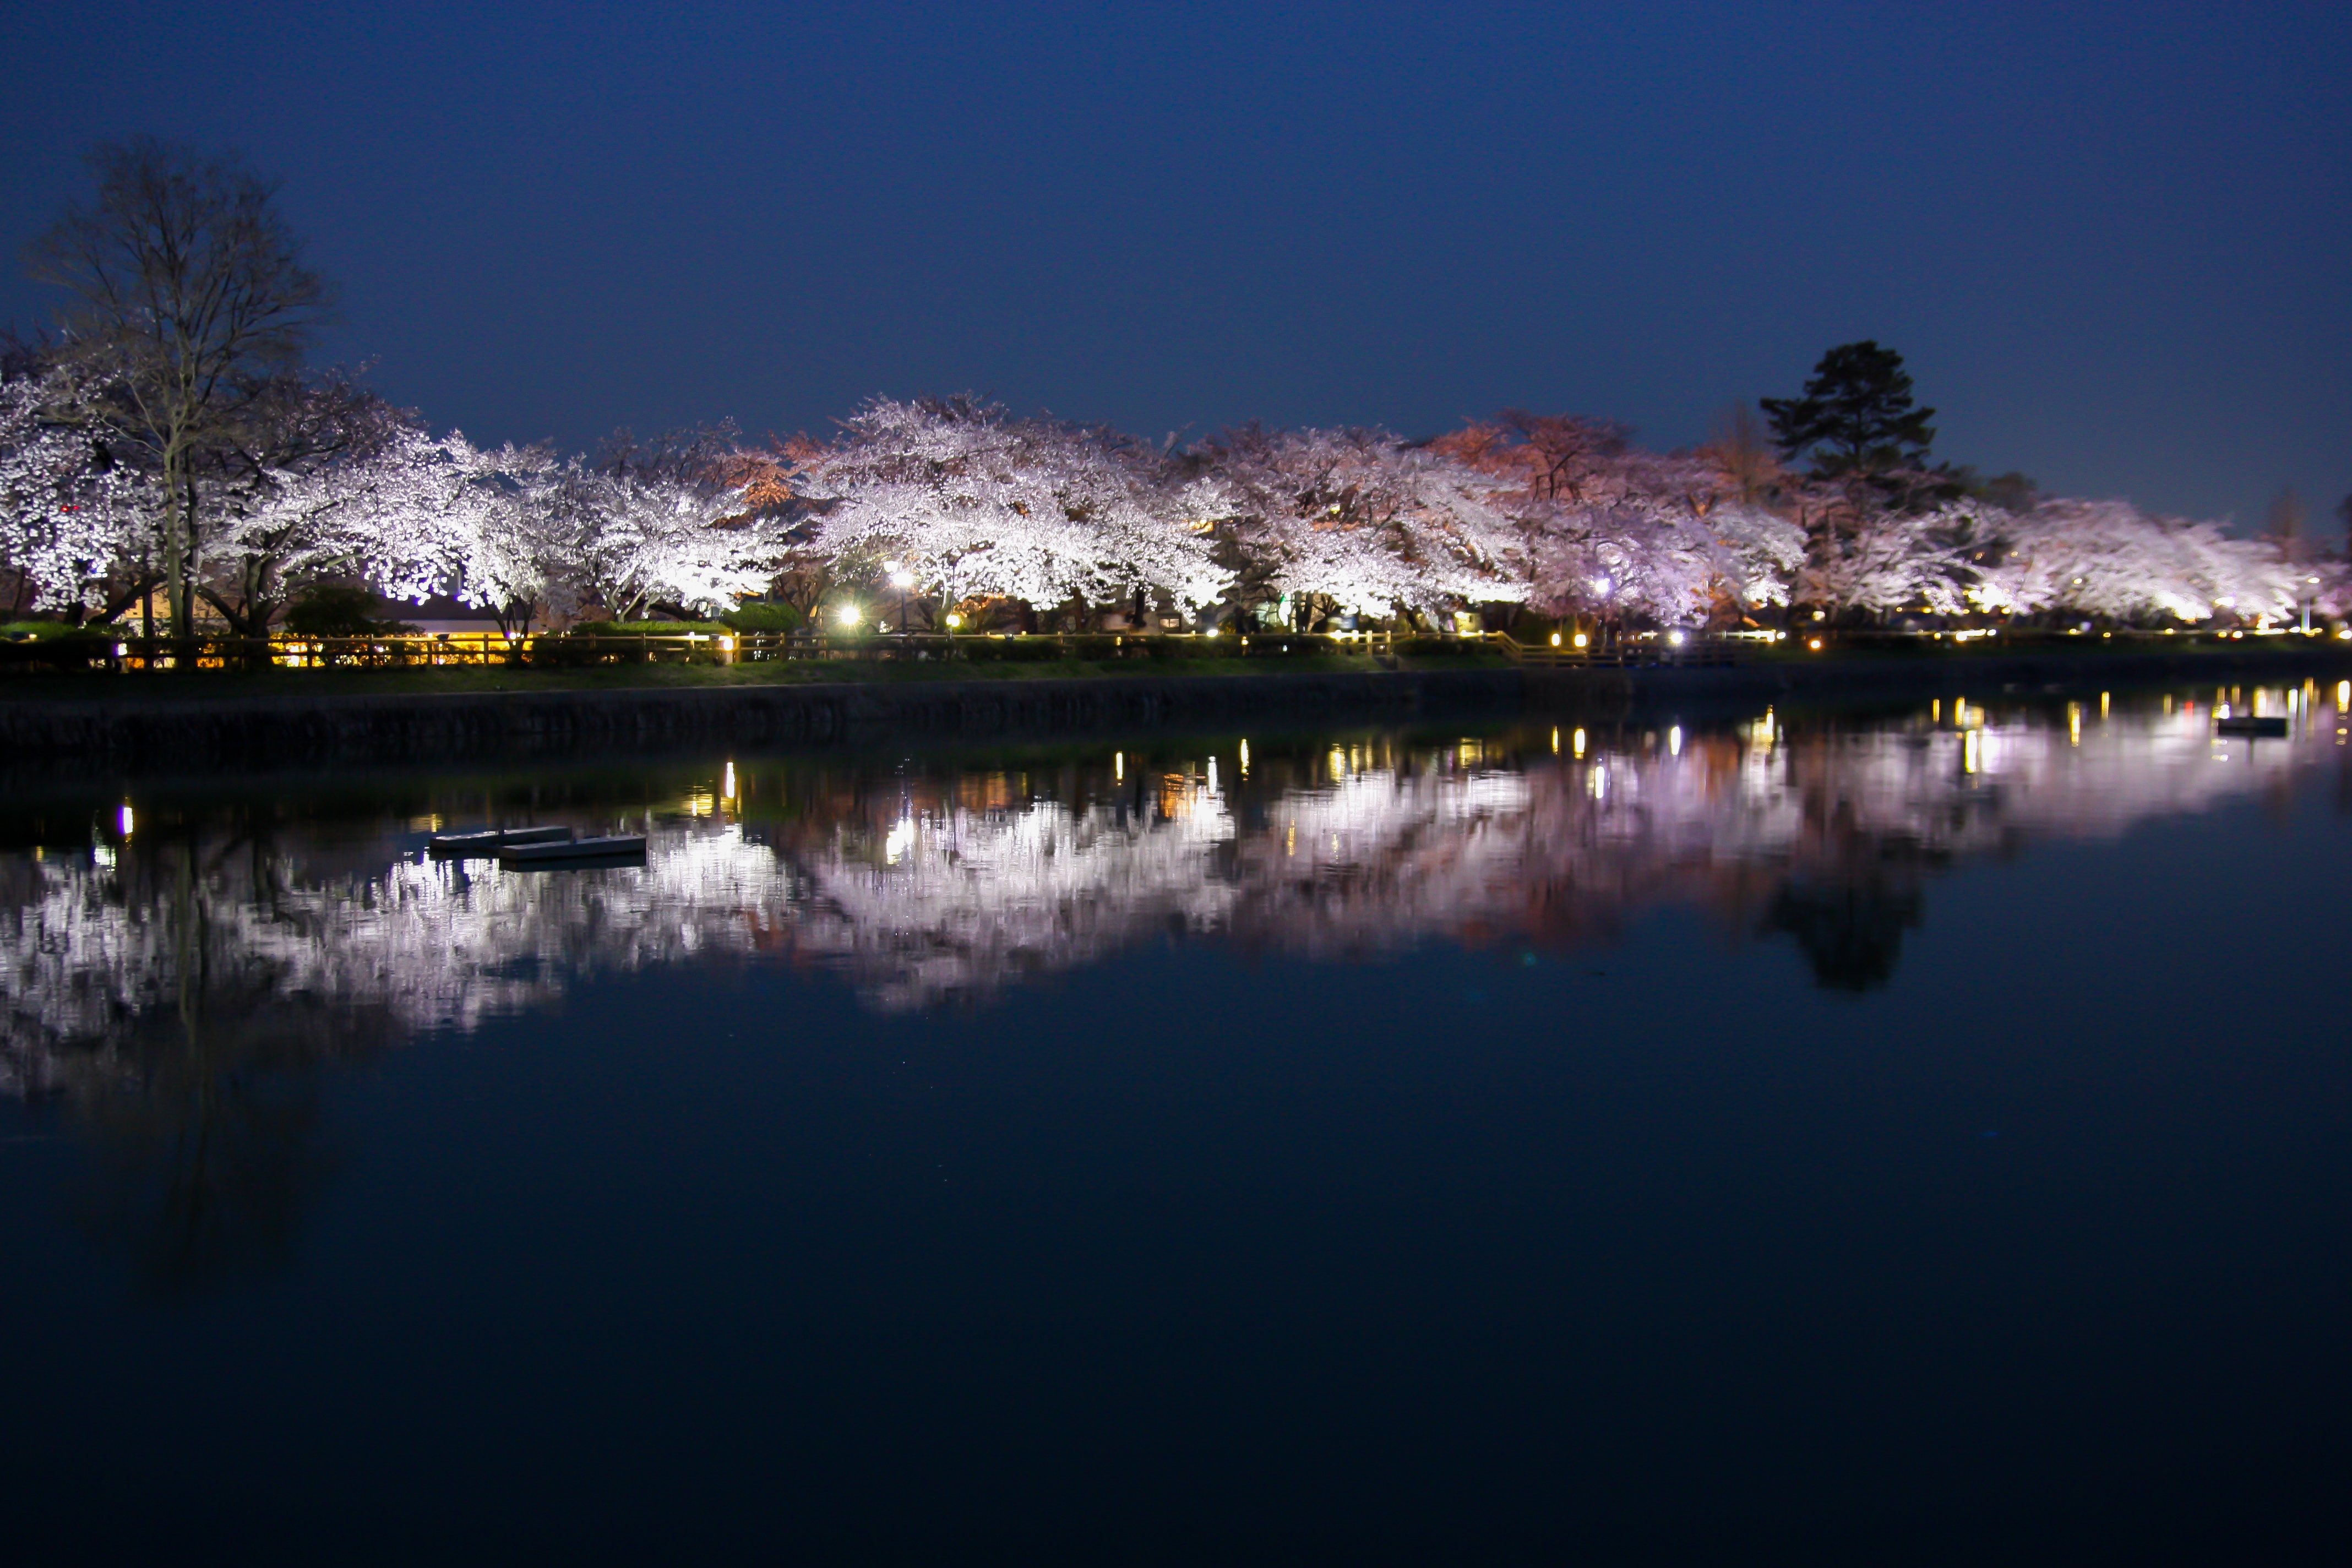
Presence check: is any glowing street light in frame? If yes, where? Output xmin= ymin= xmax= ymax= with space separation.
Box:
xmin=886 ymin=568 xmax=916 ymax=632
xmin=836 ymin=603 xmax=861 ymax=630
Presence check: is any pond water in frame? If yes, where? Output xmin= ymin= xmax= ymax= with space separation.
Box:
xmin=4 ymin=680 xmax=2350 ymax=1562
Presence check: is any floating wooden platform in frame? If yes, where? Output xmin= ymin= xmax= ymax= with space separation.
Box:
xmin=2214 ymin=716 xmax=2289 ymax=737
xmin=494 ymin=834 xmax=647 ymax=865
xmin=429 ymin=825 xmax=575 ymax=856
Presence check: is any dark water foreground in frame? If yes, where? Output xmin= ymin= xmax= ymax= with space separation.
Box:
xmin=4 ymin=682 xmax=2350 ymax=1562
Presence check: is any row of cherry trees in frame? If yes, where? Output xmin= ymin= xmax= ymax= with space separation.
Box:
xmin=3 ymin=367 xmax=2343 ymax=636
xmin=0 ymin=351 xmax=785 ymax=635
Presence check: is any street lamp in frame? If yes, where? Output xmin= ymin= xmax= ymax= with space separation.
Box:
xmin=889 ymin=568 xmax=915 ymax=633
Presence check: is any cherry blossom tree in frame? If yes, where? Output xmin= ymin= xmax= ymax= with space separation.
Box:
xmin=1795 ymin=502 xmax=1998 ymax=619
xmin=1974 ymin=499 xmax=2303 ymax=626
xmin=0 ymin=358 xmax=145 ymax=619
xmin=543 ymin=464 xmax=769 ymax=620
xmin=185 ymin=373 xmax=434 ymax=636
xmin=1184 ymin=424 xmax=1523 ymax=627
xmin=799 ymin=397 xmax=1224 ymax=624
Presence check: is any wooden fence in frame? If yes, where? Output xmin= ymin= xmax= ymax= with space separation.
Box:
xmin=2 ymin=628 xmax=1407 ymax=673
xmin=0 ymin=626 xmax=1757 ymax=676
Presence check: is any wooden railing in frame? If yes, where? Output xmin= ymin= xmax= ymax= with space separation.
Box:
xmin=0 ymin=627 xmax=1421 ymax=674
xmin=1487 ymin=634 xmax=1746 ymax=668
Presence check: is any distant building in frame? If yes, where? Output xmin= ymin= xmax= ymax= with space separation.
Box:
xmin=389 ymin=595 xmax=510 ymax=636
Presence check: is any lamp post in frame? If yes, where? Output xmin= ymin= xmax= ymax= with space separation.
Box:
xmin=890 ymin=568 xmax=915 ymax=634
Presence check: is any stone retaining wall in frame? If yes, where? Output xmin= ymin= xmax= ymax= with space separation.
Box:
xmin=0 ymin=668 xmax=1528 ymax=766
xmin=7 ymin=646 xmax=2348 ymax=770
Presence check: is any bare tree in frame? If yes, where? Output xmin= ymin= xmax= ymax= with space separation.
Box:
xmin=1700 ymin=402 xmax=1783 ymax=505
xmin=26 ymin=137 xmax=335 ymax=638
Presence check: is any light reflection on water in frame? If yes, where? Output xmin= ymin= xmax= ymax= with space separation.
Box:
xmin=3 ymin=680 xmax=2351 ymax=1559
xmin=6 ymin=684 xmax=2345 ymax=1093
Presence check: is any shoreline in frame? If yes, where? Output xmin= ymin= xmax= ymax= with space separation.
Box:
xmin=3 ymin=644 xmax=2348 ymax=767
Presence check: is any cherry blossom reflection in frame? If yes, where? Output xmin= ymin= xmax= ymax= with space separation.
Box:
xmin=4 ymin=690 xmax=2343 ymax=1097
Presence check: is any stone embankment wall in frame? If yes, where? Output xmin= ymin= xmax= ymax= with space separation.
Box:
xmin=0 ymin=669 xmax=1527 ymax=766
xmin=6 ymin=647 xmax=2348 ymax=770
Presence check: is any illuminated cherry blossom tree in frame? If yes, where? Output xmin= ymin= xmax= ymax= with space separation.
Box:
xmin=1183 ymin=424 xmax=1523 ymax=626
xmin=799 ymin=396 xmax=1224 ymax=622
xmin=0 ymin=361 xmax=144 ymax=618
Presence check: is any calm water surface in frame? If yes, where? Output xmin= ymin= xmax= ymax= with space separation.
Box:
xmin=5 ymin=683 xmax=2350 ymax=1562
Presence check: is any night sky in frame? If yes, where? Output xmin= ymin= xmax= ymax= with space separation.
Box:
xmin=2 ymin=1 xmax=2343 ymax=528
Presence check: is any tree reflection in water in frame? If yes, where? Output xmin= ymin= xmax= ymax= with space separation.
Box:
xmin=1 ymin=832 xmax=400 ymax=1294
xmin=2 ymin=686 xmax=2342 ymax=1285
xmin=1762 ymin=878 xmax=1924 ymax=992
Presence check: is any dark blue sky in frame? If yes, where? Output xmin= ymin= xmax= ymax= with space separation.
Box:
xmin=3 ymin=1 xmax=2344 ymax=527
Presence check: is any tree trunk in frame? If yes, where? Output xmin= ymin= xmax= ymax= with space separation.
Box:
xmin=161 ymin=445 xmax=189 ymax=640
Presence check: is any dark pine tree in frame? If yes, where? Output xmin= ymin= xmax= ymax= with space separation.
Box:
xmin=1760 ymin=341 xmax=1937 ymax=480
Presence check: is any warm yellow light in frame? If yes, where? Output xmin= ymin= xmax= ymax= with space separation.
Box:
xmin=1115 ymin=751 xmax=1124 ymax=782
xmin=1206 ymin=625 xmax=1220 ymax=638
xmin=1572 ymin=633 xmax=1589 ymax=649
xmin=1572 ymin=727 xmax=1587 ymax=760
xmin=1550 ymin=727 xmax=1560 ymax=755
xmin=1669 ymin=726 xmax=1682 ymax=755
xmin=1813 ymin=609 xmax=1826 ymax=621
xmin=1550 ymin=631 xmax=1562 ymax=647
xmin=1931 ymin=698 xmax=1939 ymax=722
xmin=1964 ymin=730 xmax=1980 ymax=774
xmin=836 ymin=604 xmax=861 ymax=628
xmin=722 ymin=761 xmax=737 ymax=799
xmin=1807 ymin=638 xmax=1823 ymax=651
xmin=945 ymin=612 xmax=964 ymax=629
xmin=2100 ymin=691 xmax=2110 ymax=718
xmin=1239 ymin=739 xmax=1250 ymax=776
xmin=2068 ymin=701 xmax=2081 ymax=745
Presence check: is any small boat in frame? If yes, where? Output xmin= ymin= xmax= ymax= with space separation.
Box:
xmin=2214 ymin=715 xmax=2289 ymax=737
xmin=429 ymin=825 xmax=576 ymax=857
xmin=495 ymin=834 xmax=648 ymax=865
